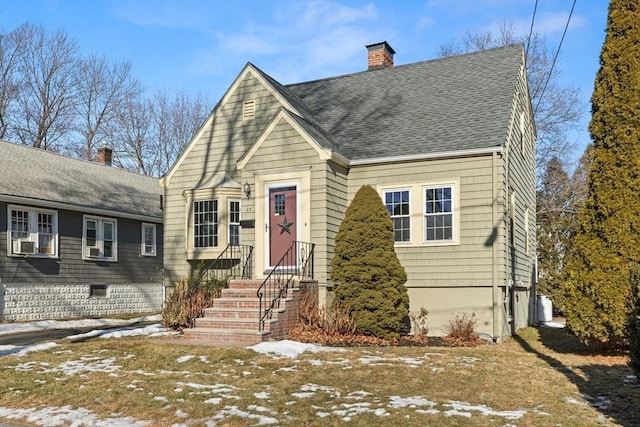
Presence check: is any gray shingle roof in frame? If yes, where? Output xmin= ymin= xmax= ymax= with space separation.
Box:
xmin=0 ymin=140 xmax=162 ymax=220
xmin=281 ymin=44 xmax=523 ymax=161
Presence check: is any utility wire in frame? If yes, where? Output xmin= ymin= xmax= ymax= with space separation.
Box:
xmin=534 ymin=0 xmax=577 ymax=115
xmin=525 ymin=0 xmax=539 ymax=58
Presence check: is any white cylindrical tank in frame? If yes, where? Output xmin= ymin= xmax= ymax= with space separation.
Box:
xmin=537 ymin=295 xmax=553 ymax=323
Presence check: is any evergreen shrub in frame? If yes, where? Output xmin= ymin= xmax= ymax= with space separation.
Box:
xmin=330 ymin=185 xmax=410 ymax=339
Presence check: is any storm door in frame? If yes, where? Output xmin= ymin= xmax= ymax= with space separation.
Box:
xmin=268 ymin=186 xmax=297 ymax=266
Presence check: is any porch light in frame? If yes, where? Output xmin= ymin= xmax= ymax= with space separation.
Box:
xmin=243 ymin=181 xmax=251 ymax=199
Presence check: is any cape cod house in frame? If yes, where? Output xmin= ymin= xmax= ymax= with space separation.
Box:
xmin=161 ymin=42 xmax=537 ymax=340
xmin=0 ymin=141 xmax=164 ymax=321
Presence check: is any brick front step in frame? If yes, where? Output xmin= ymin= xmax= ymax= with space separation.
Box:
xmin=226 ymin=280 xmax=264 ymax=290
xmin=221 ymin=288 xmax=260 ymax=298
xmin=203 ymin=307 xmax=260 ymax=319
xmin=213 ymin=298 xmax=261 ymax=309
xmin=195 ymin=317 xmax=267 ymax=331
xmin=183 ymin=278 xmax=319 ymax=346
xmin=183 ymin=327 xmax=270 ymax=345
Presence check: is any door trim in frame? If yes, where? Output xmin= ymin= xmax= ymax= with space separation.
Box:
xmin=265 ymin=181 xmax=300 ymax=269
xmin=253 ymin=168 xmax=311 ymax=277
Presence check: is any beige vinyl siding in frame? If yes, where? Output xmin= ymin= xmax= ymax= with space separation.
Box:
xmin=349 ymin=155 xmax=497 ymax=288
xmin=502 ymin=62 xmax=537 ymax=332
xmin=163 ymin=73 xmax=283 ymax=284
xmin=324 ymin=161 xmax=349 ymax=288
xmin=240 ymin=119 xmax=340 ymax=286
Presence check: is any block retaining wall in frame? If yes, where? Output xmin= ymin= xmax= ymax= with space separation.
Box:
xmin=0 ymin=282 xmax=163 ymax=321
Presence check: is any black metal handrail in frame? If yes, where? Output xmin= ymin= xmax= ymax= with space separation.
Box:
xmin=257 ymin=241 xmax=315 ymax=331
xmin=199 ymin=244 xmax=254 ymax=283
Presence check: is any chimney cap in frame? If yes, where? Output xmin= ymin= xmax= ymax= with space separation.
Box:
xmin=365 ymin=41 xmax=396 ymax=55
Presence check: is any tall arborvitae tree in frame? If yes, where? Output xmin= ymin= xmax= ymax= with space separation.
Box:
xmin=562 ymin=0 xmax=640 ymax=344
xmin=331 ymin=185 xmax=409 ymax=340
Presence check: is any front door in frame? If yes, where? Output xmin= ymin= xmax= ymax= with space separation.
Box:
xmin=269 ymin=186 xmax=297 ymax=266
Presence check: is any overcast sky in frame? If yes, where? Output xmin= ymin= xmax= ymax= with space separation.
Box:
xmin=1 ymin=0 xmax=610 ymax=163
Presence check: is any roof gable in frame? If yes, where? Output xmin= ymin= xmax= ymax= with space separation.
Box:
xmin=237 ymin=108 xmax=340 ymax=170
xmin=0 ymin=140 xmax=162 ymax=221
xmin=163 ymin=63 xmax=306 ymax=187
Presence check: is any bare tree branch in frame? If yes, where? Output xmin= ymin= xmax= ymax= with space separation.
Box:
xmin=12 ymin=23 xmax=78 ymax=149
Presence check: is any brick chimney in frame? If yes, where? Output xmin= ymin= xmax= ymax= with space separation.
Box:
xmin=366 ymin=41 xmax=395 ymax=70
xmin=97 ymin=144 xmax=112 ymax=166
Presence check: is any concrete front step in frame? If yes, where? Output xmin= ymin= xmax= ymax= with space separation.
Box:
xmin=183 ymin=327 xmax=270 ymax=345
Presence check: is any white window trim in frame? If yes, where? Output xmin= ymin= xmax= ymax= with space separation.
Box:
xmin=382 ymin=187 xmax=412 ymax=244
xmin=141 ymin=223 xmax=157 ymax=256
xmin=193 ymin=199 xmax=219 ymax=249
xmin=228 ymin=199 xmax=241 ymax=246
xmin=379 ymin=179 xmax=460 ymax=247
xmin=423 ymin=183 xmax=457 ymax=245
xmin=184 ymin=187 xmax=243 ymax=260
xmin=82 ymin=215 xmax=118 ymax=262
xmin=7 ymin=204 xmax=59 ymax=258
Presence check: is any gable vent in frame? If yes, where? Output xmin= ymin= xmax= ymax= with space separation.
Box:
xmin=243 ymin=100 xmax=255 ymax=120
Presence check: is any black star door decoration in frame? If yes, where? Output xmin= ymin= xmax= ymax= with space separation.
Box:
xmin=278 ymin=217 xmax=294 ymax=234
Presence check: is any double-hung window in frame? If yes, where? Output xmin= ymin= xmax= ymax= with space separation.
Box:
xmin=8 ymin=205 xmax=58 ymax=257
xmin=194 ymin=199 xmax=218 ymax=248
xmin=84 ymin=216 xmax=117 ymax=261
xmin=384 ymin=189 xmax=410 ymax=242
xmin=141 ymin=223 xmax=157 ymax=256
xmin=424 ymin=185 xmax=454 ymax=241
xmin=228 ymin=199 xmax=241 ymax=246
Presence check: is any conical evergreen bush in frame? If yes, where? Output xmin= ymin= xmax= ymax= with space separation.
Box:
xmin=331 ymin=185 xmax=409 ymax=339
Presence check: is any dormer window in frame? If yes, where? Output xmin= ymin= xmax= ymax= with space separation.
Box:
xmin=243 ymin=100 xmax=255 ymax=120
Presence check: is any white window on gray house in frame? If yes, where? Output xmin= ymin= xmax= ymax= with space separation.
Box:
xmin=424 ymin=186 xmax=453 ymax=241
xmin=229 ymin=199 xmax=241 ymax=246
xmin=8 ymin=205 xmax=58 ymax=257
xmin=384 ymin=189 xmax=411 ymax=242
xmin=194 ymin=199 xmax=218 ymax=248
xmin=83 ymin=216 xmax=117 ymax=261
xmin=141 ymin=223 xmax=157 ymax=256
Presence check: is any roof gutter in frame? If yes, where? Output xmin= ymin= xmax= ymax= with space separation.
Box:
xmin=346 ymin=145 xmax=504 ymax=166
xmin=0 ymin=194 xmax=162 ymax=223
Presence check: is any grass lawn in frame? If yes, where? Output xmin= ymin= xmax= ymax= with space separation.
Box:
xmin=0 ymin=326 xmax=638 ymax=426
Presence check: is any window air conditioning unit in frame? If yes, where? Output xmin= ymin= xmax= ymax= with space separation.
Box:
xmin=87 ymin=247 xmax=101 ymax=258
xmin=13 ymin=239 xmax=36 ymax=255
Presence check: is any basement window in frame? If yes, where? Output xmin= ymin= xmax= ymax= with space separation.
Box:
xmin=243 ymin=100 xmax=255 ymax=120
xmin=89 ymin=284 xmax=108 ymax=298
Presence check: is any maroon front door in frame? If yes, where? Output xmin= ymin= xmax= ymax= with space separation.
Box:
xmin=269 ymin=186 xmax=297 ymax=266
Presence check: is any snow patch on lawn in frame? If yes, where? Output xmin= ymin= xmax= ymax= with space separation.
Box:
xmin=0 ymin=315 xmax=162 ymax=336
xmin=0 ymin=405 xmax=149 ymax=426
xmin=248 ymin=340 xmax=345 ymax=358
xmin=0 ymin=342 xmax=58 ymax=357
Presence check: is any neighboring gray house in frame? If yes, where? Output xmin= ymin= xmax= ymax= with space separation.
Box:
xmin=162 ymin=42 xmax=537 ymax=339
xmin=0 ymin=140 xmax=164 ymax=321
